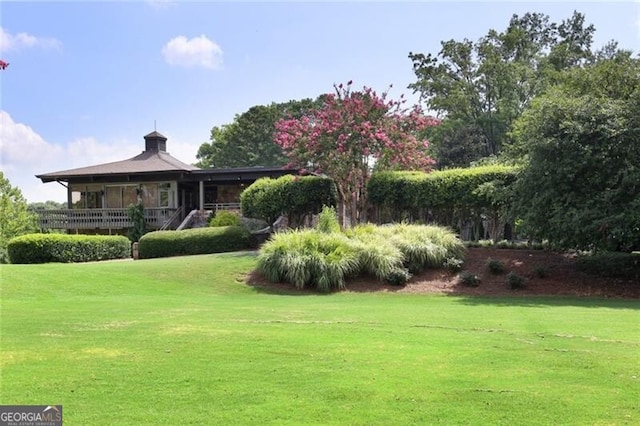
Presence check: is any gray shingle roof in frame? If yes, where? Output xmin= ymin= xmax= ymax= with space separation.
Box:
xmin=36 ymin=149 xmax=200 ymax=182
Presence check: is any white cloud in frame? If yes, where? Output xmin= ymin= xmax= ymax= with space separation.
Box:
xmin=0 ymin=111 xmax=200 ymax=203
xmin=0 ymin=26 xmax=62 ymax=53
xmin=162 ymin=35 xmax=223 ymax=70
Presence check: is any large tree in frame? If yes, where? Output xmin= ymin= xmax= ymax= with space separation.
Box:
xmin=409 ymin=11 xmax=600 ymax=167
xmin=511 ymin=53 xmax=640 ymax=251
xmin=274 ymin=82 xmax=438 ymax=225
xmin=196 ymin=98 xmax=323 ymax=168
xmin=0 ymin=172 xmax=39 ymax=263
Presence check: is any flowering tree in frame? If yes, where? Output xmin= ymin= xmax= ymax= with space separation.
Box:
xmin=275 ymin=81 xmax=438 ymax=225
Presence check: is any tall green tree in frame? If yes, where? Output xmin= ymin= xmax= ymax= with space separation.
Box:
xmin=409 ymin=11 xmax=599 ymax=167
xmin=0 ymin=172 xmax=39 ymax=262
xmin=511 ymin=53 xmax=640 ymax=251
xmin=196 ymin=98 xmax=323 ymax=168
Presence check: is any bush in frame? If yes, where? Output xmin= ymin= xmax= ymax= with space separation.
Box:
xmin=444 ymin=257 xmax=464 ymax=272
xmin=385 ymin=267 xmax=412 ymax=286
xmin=533 ymin=265 xmax=549 ymax=279
xmin=458 ymin=271 xmax=480 ymax=287
xmin=210 ymin=211 xmax=241 ymax=227
xmin=506 ymin=272 xmax=526 ymax=289
xmin=7 ymin=233 xmax=131 ymax=264
xmin=241 ymin=175 xmax=338 ymax=226
xmin=138 ymin=226 xmax=251 ymax=259
xmin=486 ymin=258 xmax=506 ymax=274
xmin=317 ymin=205 xmax=341 ymax=234
xmin=576 ymin=252 xmax=640 ymax=280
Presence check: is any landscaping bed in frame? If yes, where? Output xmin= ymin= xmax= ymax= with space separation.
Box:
xmin=248 ymin=247 xmax=640 ymax=298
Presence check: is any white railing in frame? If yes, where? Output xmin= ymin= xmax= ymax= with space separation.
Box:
xmin=37 ymin=208 xmax=182 ymax=230
xmin=204 ymin=202 xmax=241 ymax=211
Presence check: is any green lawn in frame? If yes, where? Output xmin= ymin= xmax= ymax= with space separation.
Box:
xmin=1 ymin=253 xmax=639 ymax=425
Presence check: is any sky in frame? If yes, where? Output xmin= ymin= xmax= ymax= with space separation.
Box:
xmin=1 ymin=1 xmax=639 ymax=203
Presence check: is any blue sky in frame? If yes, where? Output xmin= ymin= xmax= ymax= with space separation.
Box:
xmin=1 ymin=1 xmax=638 ymax=203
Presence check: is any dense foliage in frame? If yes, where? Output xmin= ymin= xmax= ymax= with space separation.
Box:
xmin=209 ymin=210 xmax=242 ymax=227
xmin=257 ymin=223 xmax=464 ymax=292
xmin=240 ymin=175 xmax=338 ymax=227
xmin=127 ymin=202 xmax=146 ymax=242
xmin=7 ymin=234 xmax=130 ymax=264
xmin=368 ymin=165 xmax=518 ymax=240
xmin=138 ymin=226 xmax=251 ymax=259
xmin=1 ymin=172 xmax=39 ymax=263
xmin=511 ymin=54 xmax=640 ymax=251
xmin=409 ymin=11 xmax=618 ymax=167
xmin=196 ymin=99 xmax=324 ymax=168
xmin=275 ymin=81 xmax=437 ymax=225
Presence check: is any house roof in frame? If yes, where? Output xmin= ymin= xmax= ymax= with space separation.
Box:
xmin=36 ymin=149 xmax=200 ymax=183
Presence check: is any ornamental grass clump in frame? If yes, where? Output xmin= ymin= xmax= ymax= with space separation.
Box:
xmin=257 ymin=230 xmax=359 ymax=292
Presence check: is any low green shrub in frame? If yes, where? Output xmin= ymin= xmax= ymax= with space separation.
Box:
xmin=486 ymin=258 xmax=506 ymax=274
xmin=210 ymin=211 xmax=241 ymax=227
xmin=444 ymin=257 xmax=464 ymax=272
xmin=533 ymin=265 xmax=549 ymax=279
xmin=576 ymin=252 xmax=640 ymax=280
xmin=317 ymin=205 xmax=341 ymax=234
xmin=458 ymin=271 xmax=480 ymax=287
xmin=506 ymin=272 xmax=526 ymax=289
xmin=7 ymin=233 xmax=131 ymax=264
xmin=385 ymin=267 xmax=412 ymax=286
xmin=139 ymin=226 xmax=251 ymax=259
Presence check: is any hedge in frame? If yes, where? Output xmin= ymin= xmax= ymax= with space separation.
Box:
xmin=367 ymin=165 xmax=518 ymax=240
xmin=576 ymin=252 xmax=640 ymax=281
xmin=240 ymin=175 xmax=338 ymax=226
xmin=7 ymin=233 xmax=131 ymax=264
xmin=138 ymin=226 xmax=251 ymax=259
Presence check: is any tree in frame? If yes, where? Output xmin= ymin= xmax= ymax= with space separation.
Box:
xmin=0 ymin=172 xmax=39 ymax=262
xmin=274 ymin=81 xmax=438 ymax=225
xmin=409 ymin=11 xmax=600 ymax=166
xmin=511 ymin=54 xmax=640 ymax=251
xmin=196 ymin=98 xmax=323 ymax=168
xmin=29 ymin=200 xmax=67 ymax=210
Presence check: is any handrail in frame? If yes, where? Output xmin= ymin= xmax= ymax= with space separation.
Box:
xmin=176 ymin=209 xmax=200 ymax=231
xmin=160 ymin=206 xmax=184 ymax=230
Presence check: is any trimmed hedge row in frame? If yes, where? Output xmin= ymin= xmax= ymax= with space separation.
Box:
xmin=7 ymin=233 xmax=131 ymax=264
xmin=241 ymin=175 xmax=338 ymax=226
xmin=576 ymin=252 xmax=640 ymax=281
xmin=367 ymin=165 xmax=518 ymax=239
xmin=138 ymin=226 xmax=251 ymax=259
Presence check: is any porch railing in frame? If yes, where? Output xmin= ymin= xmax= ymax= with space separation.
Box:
xmin=204 ymin=202 xmax=241 ymax=211
xmin=37 ymin=208 xmax=183 ymax=230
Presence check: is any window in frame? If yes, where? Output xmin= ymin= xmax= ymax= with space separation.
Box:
xmin=70 ymin=184 xmax=103 ymax=209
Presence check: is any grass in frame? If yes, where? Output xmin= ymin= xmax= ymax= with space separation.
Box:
xmin=1 ymin=253 xmax=639 ymax=425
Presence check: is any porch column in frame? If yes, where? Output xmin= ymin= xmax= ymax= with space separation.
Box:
xmin=199 ymin=181 xmax=204 ymax=210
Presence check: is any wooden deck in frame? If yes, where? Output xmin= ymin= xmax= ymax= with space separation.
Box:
xmin=36 ymin=203 xmax=241 ymax=231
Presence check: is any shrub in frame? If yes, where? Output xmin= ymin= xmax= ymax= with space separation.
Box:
xmin=316 ymin=205 xmax=341 ymax=234
xmin=533 ymin=265 xmax=549 ymax=279
xmin=210 ymin=211 xmax=241 ymax=227
xmin=127 ymin=202 xmax=146 ymax=242
xmin=241 ymin=175 xmax=338 ymax=226
xmin=7 ymin=233 xmax=131 ymax=264
xmin=138 ymin=226 xmax=251 ymax=259
xmin=458 ymin=271 xmax=480 ymax=287
xmin=385 ymin=267 xmax=412 ymax=286
xmin=506 ymin=272 xmax=526 ymax=289
xmin=486 ymin=258 xmax=505 ymax=274
xmin=576 ymin=252 xmax=640 ymax=280
xmin=444 ymin=257 xmax=464 ymax=272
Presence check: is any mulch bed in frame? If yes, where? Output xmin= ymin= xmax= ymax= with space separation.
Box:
xmin=246 ymin=247 xmax=639 ymax=298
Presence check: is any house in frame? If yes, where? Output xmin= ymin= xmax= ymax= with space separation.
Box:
xmin=35 ymin=131 xmax=296 ymax=233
